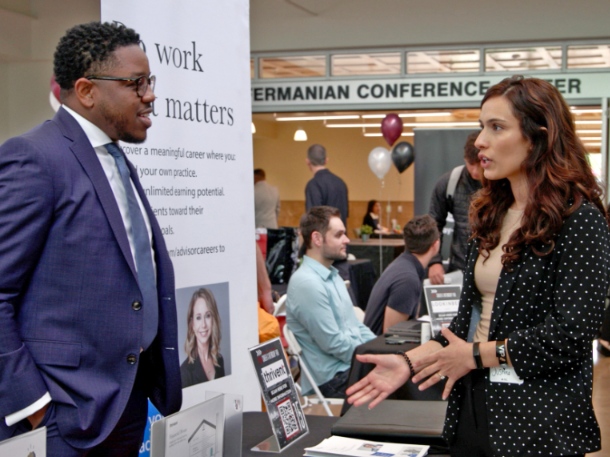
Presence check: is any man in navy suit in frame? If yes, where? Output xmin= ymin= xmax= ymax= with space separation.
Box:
xmin=0 ymin=22 xmax=182 ymax=456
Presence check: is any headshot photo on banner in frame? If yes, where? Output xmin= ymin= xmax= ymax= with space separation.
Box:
xmin=101 ymin=1 xmax=258 ymax=454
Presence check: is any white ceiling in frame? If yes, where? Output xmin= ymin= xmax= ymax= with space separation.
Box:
xmin=250 ymin=0 xmax=610 ymax=53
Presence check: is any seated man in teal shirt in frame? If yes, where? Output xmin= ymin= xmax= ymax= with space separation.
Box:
xmin=287 ymin=206 xmax=375 ymax=398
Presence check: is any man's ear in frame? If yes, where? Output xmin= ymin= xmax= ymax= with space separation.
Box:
xmin=311 ymin=231 xmax=323 ymax=247
xmin=431 ymin=239 xmax=441 ymax=255
xmin=73 ymin=77 xmax=95 ymax=108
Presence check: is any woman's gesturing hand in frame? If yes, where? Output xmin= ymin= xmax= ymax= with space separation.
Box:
xmin=345 ymin=353 xmax=410 ymax=409
xmin=411 ymin=327 xmax=475 ymax=400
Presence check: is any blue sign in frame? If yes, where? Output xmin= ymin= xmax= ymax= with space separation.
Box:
xmin=139 ymin=401 xmax=164 ymax=457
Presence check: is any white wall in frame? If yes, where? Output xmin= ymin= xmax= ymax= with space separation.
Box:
xmin=0 ymin=0 xmax=99 ymax=142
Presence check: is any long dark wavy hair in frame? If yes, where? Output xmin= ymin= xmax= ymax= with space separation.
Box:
xmin=470 ymin=75 xmax=608 ymax=267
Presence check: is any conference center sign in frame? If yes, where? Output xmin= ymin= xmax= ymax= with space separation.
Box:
xmin=252 ymin=72 xmax=610 ymax=109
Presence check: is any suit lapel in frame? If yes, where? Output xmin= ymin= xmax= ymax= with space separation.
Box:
xmin=54 ymin=108 xmax=138 ymax=279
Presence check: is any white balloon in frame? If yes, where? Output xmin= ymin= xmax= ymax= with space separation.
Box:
xmin=368 ymin=146 xmax=392 ymax=180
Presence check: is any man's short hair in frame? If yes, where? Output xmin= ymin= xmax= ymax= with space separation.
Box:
xmin=403 ymin=214 xmax=439 ymax=254
xmin=307 ymin=144 xmax=327 ymax=166
xmin=463 ymin=131 xmax=480 ymax=164
xmin=54 ymin=22 xmax=140 ymax=91
xmin=300 ymin=206 xmax=341 ymax=250
xmin=254 ymin=169 xmax=265 ymax=179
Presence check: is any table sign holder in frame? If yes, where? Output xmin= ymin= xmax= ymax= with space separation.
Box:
xmin=423 ymin=284 xmax=461 ymax=337
xmin=0 ymin=426 xmax=46 ymax=456
xmin=150 ymin=394 xmax=226 ymax=457
xmin=249 ymin=337 xmax=309 ymax=453
xmin=206 ymin=391 xmax=244 ymax=457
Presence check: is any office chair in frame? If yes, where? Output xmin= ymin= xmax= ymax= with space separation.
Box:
xmin=273 ymin=293 xmax=287 ymax=317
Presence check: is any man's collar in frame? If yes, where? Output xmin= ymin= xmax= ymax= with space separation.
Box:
xmin=61 ymin=105 xmax=113 ymax=148
xmin=302 ymin=255 xmax=337 ymax=280
xmin=402 ymin=251 xmax=426 ymax=279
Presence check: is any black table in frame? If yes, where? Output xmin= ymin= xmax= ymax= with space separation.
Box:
xmin=242 ymin=410 xmax=449 ymax=456
xmin=333 ymin=258 xmax=377 ymax=310
xmin=242 ymin=412 xmax=337 ymax=457
xmin=342 ymin=331 xmax=444 ymax=415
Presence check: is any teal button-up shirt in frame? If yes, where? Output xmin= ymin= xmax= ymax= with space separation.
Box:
xmin=286 ymin=256 xmax=375 ymax=394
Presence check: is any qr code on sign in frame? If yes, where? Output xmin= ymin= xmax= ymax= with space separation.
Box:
xmin=277 ymin=399 xmax=299 ymax=438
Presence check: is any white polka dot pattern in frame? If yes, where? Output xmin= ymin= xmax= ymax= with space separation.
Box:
xmin=435 ymin=202 xmax=609 ymax=456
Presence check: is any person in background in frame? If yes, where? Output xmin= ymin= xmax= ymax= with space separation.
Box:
xmin=346 ymin=75 xmax=610 ymax=457
xmin=256 ymin=243 xmax=275 ymax=314
xmin=362 ymin=200 xmax=391 ymax=234
xmin=0 ymin=22 xmax=182 ymax=455
xmin=254 ymin=168 xmax=280 ymax=229
xmin=287 ymin=206 xmax=374 ymax=398
xmin=364 ymin=215 xmax=439 ymax=335
xmin=305 ymin=144 xmax=349 ymax=226
xmin=428 ymin=131 xmax=482 ymax=284
xmin=181 ymin=288 xmax=225 ymax=388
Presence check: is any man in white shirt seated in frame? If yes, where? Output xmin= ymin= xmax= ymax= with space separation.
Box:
xmin=287 ymin=206 xmax=375 ymax=398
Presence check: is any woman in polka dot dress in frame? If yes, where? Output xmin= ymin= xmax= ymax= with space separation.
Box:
xmin=347 ymin=75 xmax=610 ymax=457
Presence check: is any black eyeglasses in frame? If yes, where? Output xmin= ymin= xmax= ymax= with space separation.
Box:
xmin=86 ymin=74 xmax=156 ymax=97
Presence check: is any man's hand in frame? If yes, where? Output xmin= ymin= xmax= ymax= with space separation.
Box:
xmin=428 ymin=263 xmax=445 ymax=285
xmin=345 ymin=353 xmax=410 ymax=409
xmin=27 ymin=403 xmax=49 ymax=429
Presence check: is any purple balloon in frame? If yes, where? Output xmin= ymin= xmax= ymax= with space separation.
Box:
xmin=381 ymin=114 xmax=403 ymax=147
xmin=391 ymin=141 xmax=415 ymax=173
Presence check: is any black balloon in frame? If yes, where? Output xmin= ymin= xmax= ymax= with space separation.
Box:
xmin=391 ymin=141 xmax=415 ymax=173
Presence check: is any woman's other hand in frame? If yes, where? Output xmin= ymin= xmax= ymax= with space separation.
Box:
xmin=345 ymin=353 xmax=410 ymax=409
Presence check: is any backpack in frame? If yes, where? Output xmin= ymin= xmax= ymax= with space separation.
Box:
xmin=446 ymin=165 xmax=464 ymax=207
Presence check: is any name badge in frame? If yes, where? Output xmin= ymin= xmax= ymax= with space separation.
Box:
xmin=490 ymin=366 xmax=523 ymax=384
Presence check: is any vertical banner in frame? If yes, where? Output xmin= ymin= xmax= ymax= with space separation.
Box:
xmin=101 ymin=0 xmax=259 ymax=429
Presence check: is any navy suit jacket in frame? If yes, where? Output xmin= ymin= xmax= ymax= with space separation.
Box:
xmin=0 ymin=108 xmax=182 ymax=448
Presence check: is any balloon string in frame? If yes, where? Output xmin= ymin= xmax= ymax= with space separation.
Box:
xmin=378 ymin=181 xmax=384 ymax=274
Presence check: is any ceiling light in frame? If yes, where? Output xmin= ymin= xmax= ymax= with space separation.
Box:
xmin=364 ymin=132 xmax=414 ymax=137
xmin=403 ymin=121 xmax=479 ymax=127
xmin=326 ymin=121 xmax=479 ymax=128
xmin=361 ymin=112 xmax=452 ymax=119
xmin=294 ymin=128 xmax=308 ymax=141
xmin=570 ymin=108 xmax=602 ymax=114
xmin=574 ymin=120 xmax=602 ymax=125
xmin=326 ymin=123 xmax=381 ymax=128
xmin=277 ymin=115 xmax=360 ymax=121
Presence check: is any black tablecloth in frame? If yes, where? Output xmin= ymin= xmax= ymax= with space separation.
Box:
xmin=242 ymin=412 xmax=337 ymax=457
xmin=333 ymin=258 xmax=377 ymax=310
xmin=342 ymin=331 xmax=444 ymax=415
